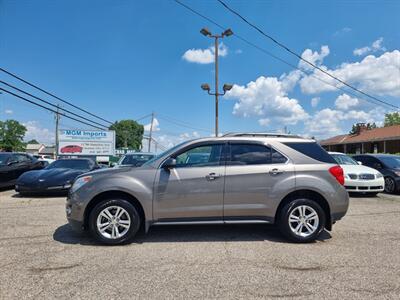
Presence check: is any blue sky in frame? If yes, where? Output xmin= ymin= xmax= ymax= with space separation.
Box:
xmin=1 ymin=0 xmax=399 ymax=148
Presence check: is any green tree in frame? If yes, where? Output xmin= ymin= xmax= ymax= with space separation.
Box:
xmin=384 ymin=112 xmax=400 ymax=127
xmin=27 ymin=139 xmax=40 ymax=144
xmin=0 ymin=119 xmax=27 ymax=151
xmin=349 ymin=122 xmax=377 ymax=134
xmin=109 ymin=120 xmax=144 ymax=150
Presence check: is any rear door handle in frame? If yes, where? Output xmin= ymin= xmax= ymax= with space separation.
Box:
xmin=205 ymin=172 xmax=221 ymax=181
xmin=269 ymin=168 xmax=284 ymax=175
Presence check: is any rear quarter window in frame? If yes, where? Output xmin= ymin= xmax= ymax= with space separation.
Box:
xmin=284 ymin=142 xmax=336 ymax=164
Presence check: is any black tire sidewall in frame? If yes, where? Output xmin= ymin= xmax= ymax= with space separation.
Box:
xmin=89 ymin=199 xmax=140 ymax=245
xmin=279 ymin=198 xmax=326 ymax=243
xmin=384 ymin=177 xmax=396 ymax=193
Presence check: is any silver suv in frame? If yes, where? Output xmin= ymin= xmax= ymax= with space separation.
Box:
xmin=66 ymin=134 xmax=349 ymax=244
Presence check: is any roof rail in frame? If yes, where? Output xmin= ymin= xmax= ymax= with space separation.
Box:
xmin=222 ymin=132 xmax=301 ymax=138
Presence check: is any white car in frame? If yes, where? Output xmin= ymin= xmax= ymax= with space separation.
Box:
xmin=329 ymin=152 xmax=384 ymax=195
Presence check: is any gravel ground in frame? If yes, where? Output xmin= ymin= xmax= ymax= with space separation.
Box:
xmin=1 ymin=189 xmax=400 ymax=299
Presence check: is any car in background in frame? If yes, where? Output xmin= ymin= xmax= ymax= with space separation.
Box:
xmin=33 ymin=154 xmax=55 ymax=164
xmin=116 ymin=153 xmax=155 ymax=167
xmin=353 ymin=154 xmax=400 ymax=194
xmin=0 ymin=153 xmax=44 ymax=188
xmin=60 ymin=145 xmax=83 ymax=154
xmin=329 ymin=152 xmax=384 ymax=196
xmin=67 ymin=134 xmax=349 ymax=245
xmin=15 ymin=158 xmax=99 ymax=195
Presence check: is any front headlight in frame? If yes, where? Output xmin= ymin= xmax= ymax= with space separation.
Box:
xmin=70 ymin=176 xmax=92 ymax=193
xmin=376 ymin=173 xmax=383 ymax=178
xmin=394 ymin=171 xmax=400 ymax=177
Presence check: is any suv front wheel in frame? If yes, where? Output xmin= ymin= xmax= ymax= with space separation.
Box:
xmin=278 ymin=199 xmax=325 ymax=243
xmin=89 ymin=199 xmax=141 ymax=245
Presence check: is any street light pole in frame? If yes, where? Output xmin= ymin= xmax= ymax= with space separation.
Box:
xmin=200 ymin=28 xmax=233 ymax=137
xmin=214 ymin=36 xmax=219 ymax=137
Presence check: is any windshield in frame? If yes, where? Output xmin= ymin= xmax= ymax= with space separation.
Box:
xmin=0 ymin=153 xmax=11 ymax=166
xmin=331 ymin=154 xmax=358 ymax=165
xmin=379 ymin=156 xmax=400 ymax=169
xmin=118 ymin=154 xmax=155 ymax=167
xmin=46 ymin=159 xmax=92 ymax=170
xmin=142 ymin=141 xmax=189 ymax=166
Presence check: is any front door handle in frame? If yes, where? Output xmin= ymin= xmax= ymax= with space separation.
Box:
xmin=269 ymin=168 xmax=284 ymax=175
xmin=205 ymin=172 xmax=220 ymax=181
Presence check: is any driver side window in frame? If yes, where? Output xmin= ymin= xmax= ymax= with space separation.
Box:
xmin=174 ymin=144 xmax=223 ymax=168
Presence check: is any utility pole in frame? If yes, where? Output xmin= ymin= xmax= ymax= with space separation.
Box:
xmin=54 ymin=105 xmax=60 ymax=159
xmin=200 ymin=28 xmax=234 ymax=137
xmin=148 ymin=112 xmax=154 ymax=152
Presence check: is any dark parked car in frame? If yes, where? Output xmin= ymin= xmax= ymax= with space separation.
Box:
xmin=0 ymin=152 xmax=43 ymax=188
xmin=15 ymin=158 xmax=99 ymax=195
xmin=353 ymin=154 xmax=400 ymax=193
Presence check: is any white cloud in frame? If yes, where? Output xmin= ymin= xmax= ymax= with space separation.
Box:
xmin=182 ymin=43 xmax=228 ymax=64
xmin=333 ymin=27 xmax=352 ymax=37
xmin=4 ymin=109 xmax=13 ymax=114
xmin=334 ymin=94 xmax=359 ymax=110
xmin=299 ymin=45 xmax=330 ymax=71
xmin=235 ymin=49 xmax=243 ymax=54
xmin=225 ymin=75 xmax=309 ymax=126
xmin=153 ymin=131 xmax=201 ymax=150
xmin=305 ymin=107 xmax=386 ymax=138
xmin=353 ymin=37 xmax=386 ymax=56
xmin=299 ymin=50 xmax=400 ymax=97
xmin=144 ymin=117 xmax=160 ymax=132
xmin=23 ymin=121 xmax=54 ymax=144
xmin=311 ymin=97 xmax=320 ymax=108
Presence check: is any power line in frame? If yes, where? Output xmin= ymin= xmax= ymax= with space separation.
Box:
xmin=0 ymin=87 xmax=106 ymax=130
xmin=173 ymin=0 xmax=399 ymax=110
xmin=135 ymin=113 xmax=153 ymax=122
xmin=157 ymin=113 xmax=214 ymax=133
xmin=0 ymin=67 xmax=114 ymax=124
xmin=0 ymin=80 xmax=109 ymax=129
xmin=216 ymin=0 xmax=398 ymax=110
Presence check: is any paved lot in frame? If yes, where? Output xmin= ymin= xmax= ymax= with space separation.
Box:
xmin=1 ymin=189 xmax=400 ymax=299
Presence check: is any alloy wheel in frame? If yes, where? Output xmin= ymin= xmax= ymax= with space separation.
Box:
xmin=96 ymin=206 xmax=131 ymax=239
xmin=288 ymin=205 xmax=319 ymax=238
xmin=384 ymin=177 xmax=395 ymax=193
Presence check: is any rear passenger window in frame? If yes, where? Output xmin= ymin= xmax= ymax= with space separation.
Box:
xmin=284 ymin=142 xmax=336 ymax=164
xmin=229 ymin=144 xmax=270 ymax=165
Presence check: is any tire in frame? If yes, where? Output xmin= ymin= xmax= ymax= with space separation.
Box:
xmin=384 ymin=177 xmax=396 ymax=194
xmin=89 ymin=198 xmax=141 ymax=245
xmin=278 ymin=198 xmax=326 ymax=243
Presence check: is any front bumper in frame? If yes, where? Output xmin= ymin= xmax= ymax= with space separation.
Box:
xmin=66 ymin=192 xmax=87 ymax=232
xmin=15 ymin=184 xmax=70 ymax=195
xmin=344 ymin=177 xmax=385 ymax=193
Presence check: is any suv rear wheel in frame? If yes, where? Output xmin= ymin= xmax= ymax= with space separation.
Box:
xmin=89 ymin=199 xmax=141 ymax=245
xmin=278 ymin=199 xmax=325 ymax=243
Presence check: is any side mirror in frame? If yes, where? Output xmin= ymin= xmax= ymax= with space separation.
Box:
xmin=162 ymin=158 xmax=176 ymax=169
xmin=357 ymin=161 xmax=362 ymax=165
xmin=373 ymin=163 xmax=382 ymax=169
xmin=7 ymin=160 xmax=18 ymax=166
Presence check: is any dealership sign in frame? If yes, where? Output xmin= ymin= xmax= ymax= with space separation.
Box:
xmin=58 ymin=129 xmax=115 ymax=156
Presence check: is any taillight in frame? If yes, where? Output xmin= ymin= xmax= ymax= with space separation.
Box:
xmin=329 ymin=165 xmax=345 ymax=185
